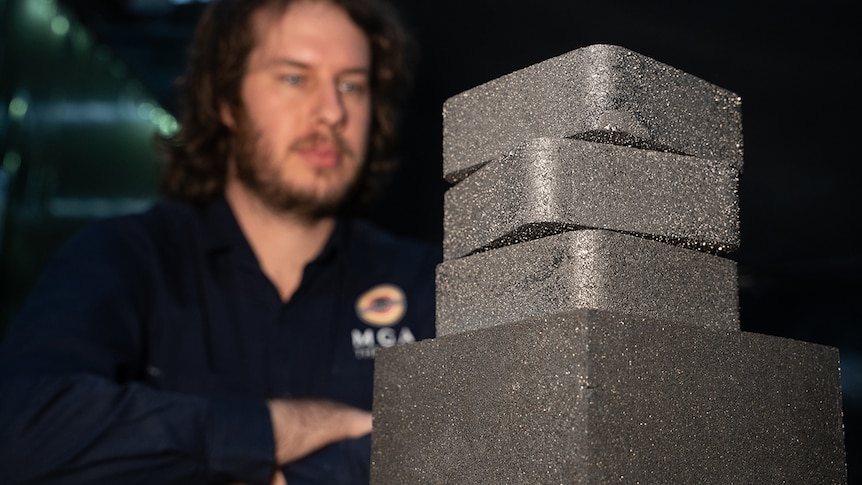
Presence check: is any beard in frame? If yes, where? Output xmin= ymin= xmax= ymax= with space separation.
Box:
xmin=230 ymin=114 xmax=363 ymax=221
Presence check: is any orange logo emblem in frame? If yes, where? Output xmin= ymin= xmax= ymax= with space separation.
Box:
xmin=355 ymin=284 xmax=406 ymax=326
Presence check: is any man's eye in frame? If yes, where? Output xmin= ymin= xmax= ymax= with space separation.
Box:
xmin=281 ymin=74 xmax=305 ymax=86
xmin=337 ymin=80 xmax=367 ymax=94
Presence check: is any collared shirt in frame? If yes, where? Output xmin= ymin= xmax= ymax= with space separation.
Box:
xmin=0 ymin=198 xmax=439 ymax=485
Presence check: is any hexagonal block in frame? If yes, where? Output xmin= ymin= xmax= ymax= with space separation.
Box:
xmin=443 ymin=44 xmax=743 ymax=182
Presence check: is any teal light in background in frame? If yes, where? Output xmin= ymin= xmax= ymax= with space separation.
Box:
xmin=50 ymin=15 xmax=70 ymax=36
xmin=2 ymin=152 xmax=22 ymax=174
xmin=1 ymin=0 xmax=170 ymax=336
xmin=24 ymin=0 xmax=57 ymax=20
xmin=141 ymin=103 xmax=180 ymax=136
xmin=137 ymin=101 xmax=155 ymax=119
xmin=157 ymin=116 xmax=180 ymax=136
xmin=8 ymin=97 xmax=28 ymax=120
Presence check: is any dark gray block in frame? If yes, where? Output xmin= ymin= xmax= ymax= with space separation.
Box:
xmin=444 ymin=137 xmax=739 ymax=260
xmin=371 ymin=309 xmax=847 ymax=484
xmin=436 ymin=229 xmax=738 ymax=336
xmin=442 ymin=44 xmax=743 ymax=183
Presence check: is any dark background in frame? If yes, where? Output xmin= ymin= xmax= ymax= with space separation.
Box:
xmin=2 ymin=0 xmax=859 ymax=481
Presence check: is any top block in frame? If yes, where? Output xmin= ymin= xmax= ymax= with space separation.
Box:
xmin=442 ymin=44 xmax=743 ymax=183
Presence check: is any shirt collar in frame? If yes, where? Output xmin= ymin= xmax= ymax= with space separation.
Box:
xmin=199 ymin=196 xmax=343 ymax=265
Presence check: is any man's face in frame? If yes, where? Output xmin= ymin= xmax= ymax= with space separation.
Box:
xmin=225 ymin=0 xmax=372 ymax=218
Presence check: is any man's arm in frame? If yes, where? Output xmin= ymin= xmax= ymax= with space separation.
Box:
xmin=267 ymin=398 xmax=372 ymax=465
xmin=0 ymin=373 xmax=276 ymax=484
xmin=230 ymin=400 xmax=372 ymax=485
xmin=0 ymin=221 xmax=277 ymax=484
xmin=0 ymin=375 xmax=372 ymax=484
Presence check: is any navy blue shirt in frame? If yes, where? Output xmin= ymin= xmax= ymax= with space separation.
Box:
xmin=0 ymin=198 xmax=439 ymax=485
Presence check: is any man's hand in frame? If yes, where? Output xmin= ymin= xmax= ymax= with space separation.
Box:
xmin=267 ymin=398 xmax=372 ymax=465
xmin=270 ymin=470 xmax=287 ymax=485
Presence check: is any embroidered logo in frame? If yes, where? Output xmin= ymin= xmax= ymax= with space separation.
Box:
xmin=352 ymin=284 xmax=413 ymax=359
xmin=355 ymin=283 xmax=406 ymax=327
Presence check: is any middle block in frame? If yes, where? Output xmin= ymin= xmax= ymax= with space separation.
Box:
xmin=443 ymin=137 xmax=739 ymax=260
xmin=436 ymin=229 xmax=738 ymax=336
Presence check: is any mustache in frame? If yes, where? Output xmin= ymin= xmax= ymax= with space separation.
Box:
xmin=289 ymin=130 xmax=355 ymax=159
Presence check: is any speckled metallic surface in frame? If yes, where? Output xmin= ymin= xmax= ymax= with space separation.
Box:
xmin=442 ymin=44 xmax=743 ymax=183
xmin=444 ymin=137 xmax=740 ymax=260
xmin=436 ymin=229 xmax=738 ymax=336
xmin=371 ymin=309 xmax=847 ymax=484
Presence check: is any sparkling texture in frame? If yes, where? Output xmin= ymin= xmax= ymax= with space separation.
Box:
xmin=442 ymin=44 xmax=743 ymax=182
xmin=436 ymin=229 xmax=738 ymax=336
xmin=372 ymin=310 xmax=846 ymax=484
xmin=444 ymin=137 xmax=740 ymax=260
xmin=372 ymin=43 xmax=847 ymax=484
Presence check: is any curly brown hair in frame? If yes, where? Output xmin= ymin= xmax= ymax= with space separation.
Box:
xmin=158 ymin=0 xmax=412 ymax=212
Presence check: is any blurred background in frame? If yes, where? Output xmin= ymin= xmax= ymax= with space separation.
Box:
xmin=1 ymin=0 xmax=859 ymax=481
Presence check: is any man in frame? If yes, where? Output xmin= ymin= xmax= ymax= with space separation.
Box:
xmin=0 ymin=0 xmax=437 ymax=484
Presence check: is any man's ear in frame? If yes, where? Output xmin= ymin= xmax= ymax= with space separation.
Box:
xmin=220 ymin=102 xmax=236 ymax=128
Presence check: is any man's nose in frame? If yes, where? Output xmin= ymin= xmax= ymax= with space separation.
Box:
xmin=314 ymin=82 xmax=346 ymax=129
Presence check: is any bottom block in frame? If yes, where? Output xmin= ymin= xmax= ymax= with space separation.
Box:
xmin=371 ymin=309 xmax=846 ymax=484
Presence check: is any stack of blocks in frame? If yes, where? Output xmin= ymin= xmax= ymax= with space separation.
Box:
xmin=371 ymin=44 xmax=847 ymax=483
